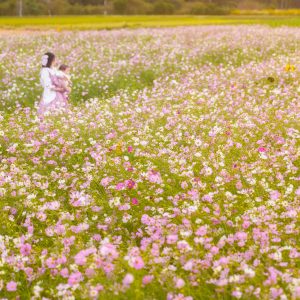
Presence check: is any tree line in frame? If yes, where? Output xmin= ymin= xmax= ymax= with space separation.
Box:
xmin=1 ymin=0 xmax=300 ymax=16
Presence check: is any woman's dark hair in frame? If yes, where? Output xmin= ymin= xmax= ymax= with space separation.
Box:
xmin=59 ymin=64 xmax=69 ymax=71
xmin=43 ymin=52 xmax=55 ymax=68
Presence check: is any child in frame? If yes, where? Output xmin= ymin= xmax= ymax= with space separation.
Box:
xmin=56 ymin=64 xmax=72 ymax=104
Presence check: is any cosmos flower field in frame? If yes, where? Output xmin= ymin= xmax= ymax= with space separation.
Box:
xmin=0 ymin=26 xmax=300 ymax=299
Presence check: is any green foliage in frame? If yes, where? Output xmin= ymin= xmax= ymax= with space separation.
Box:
xmin=152 ymin=0 xmax=176 ymax=14
xmin=113 ymin=0 xmax=150 ymax=14
xmin=113 ymin=0 xmax=127 ymax=13
xmin=0 ymin=0 xmax=15 ymax=16
xmin=190 ymin=3 xmax=231 ymax=15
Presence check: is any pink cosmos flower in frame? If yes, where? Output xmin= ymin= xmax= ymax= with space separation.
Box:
xmin=147 ymin=170 xmax=162 ymax=184
xmin=141 ymin=214 xmax=152 ymax=225
xmin=270 ymin=287 xmax=283 ymax=299
xmin=122 ymin=273 xmax=134 ymax=286
xmin=232 ymin=291 xmax=242 ymax=298
xmin=270 ymin=190 xmax=281 ymax=201
xmin=44 ymin=201 xmax=60 ymax=210
xmin=236 ymin=181 xmax=243 ymax=190
xmin=28 ymin=225 xmax=34 ymax=234
xmin=105 ymin=131 xmax=116 ymax=139
xmin=167 ymin=234 xmax=178 ymax=244
xmin=258 ymin=147 xmax=267 ymax=153
xmin=20 ymin=243 xmax=32 ymax=256
xmin=132 ymin=256 xmax=144 ymax=269
xmin=74 ymin=248 xmax=96 ymax=265
xmin=242 ymin=220 xmax=251 ymax=229
xmin=100 ymin=176 xmax=114 ymax=187
xmin=10 ymin=207 xmax=17 ymax=215
xmin=46 ymin=257 xmax=57 ymax=269
xmin=293 ymin=287 xmax=300 ymax=298
xmin=126 ymin=179 xmax=136 ymax=189
xmin=202 ymin=194 xmax=213 ymax=202
xmin=70 ymin=223 xmax=89 ymax=233
xmin=85 ymin=268 xmax=95 ymax=278
xmin=174 ymin=278 xmax=185 ymax=289
xmin=131 ymin=198 xmax=138 ymax=205
xmin=70 ymin=192 xmax=91 ymax=207
xmin=102 ymin=262 xmax=115 ymax=274
xmin=68 ymin=271 xmax=83 ymax=286
xmin=142 ymin=275 xmax=154 ymax=285
xmin=6 ymin=281 xmax=17 ymax=292
xmin=89 ymin=284 xmax=104 ymax=298
xmin=188 ymin=189 xmax=199 ymax=201
xmin=54 ymin=224 xmax=66 ymax=235
xmin=177 ymin=240 xmax=190 ymax=251
xmin=60 ymin=268 xmax=69 ymax=278
xmin=127 ymin=146 xmax=133 ymax=153
xmin=74 ymin=252 xmax=87 ymax=265
xmin=57 ymin=255 xmax=67 ymax=264
xmin=116 ymin=182 xmax=125 ymax=190
xmin=235 ymin=231 xmax=248 ymax=247
xmin=181 ymin=181 xmax=188 ymax=189
xmin=63 ymin=236 xmax=75 ymax=247
xmin=100 ymin=243 xmax=119 ymax=259
xmin=210 ymin=246 xmax=219 ymax=255
xmin=167 ymin=293 xmax=193 ymax=300
xmin=24 ymin=267 xmax=33 ymax=278
xmin=93 ymin=234 xmax=102 ymax=241
xmin=196 ymin=226 xmax=207 ymax=236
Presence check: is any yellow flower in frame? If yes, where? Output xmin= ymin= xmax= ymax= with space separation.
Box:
xmin=285 ymin=64 xmax=296 ymax=72
xmin=115 ymin=141 xmax=123 ymax=154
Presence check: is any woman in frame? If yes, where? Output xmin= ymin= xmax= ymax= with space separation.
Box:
xmin=38 ymin=52 xmax=66 ymax=115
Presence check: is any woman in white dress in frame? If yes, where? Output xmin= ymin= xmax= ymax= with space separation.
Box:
xmin=38 ymin=52 xmax=66 ymax=115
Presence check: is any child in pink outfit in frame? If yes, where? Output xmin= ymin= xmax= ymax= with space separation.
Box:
xmin=56 ymin=64 xmax=71 ymax=104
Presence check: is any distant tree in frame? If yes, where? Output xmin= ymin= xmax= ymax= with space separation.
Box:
xmin=1 ymin=0 xmax=299 ymax=16
xmin=212 ymin=0 xmax=238 ymax=8
xmin=69 ymin=0 xmax=106 ymax=4
xmin=153 ymin=0 xmax=175 ymax=14
xmin=113 ymin=0 xmax=126 ymax=13
xmin=113 ymin=0 xmax=150 ymax=14
xmin=41 ymin=0 xmax=69 ymax=15
xmin=18 ymin=0 xmax=22 ymax=16
xmin=0 ymin=0 xmax=16 ymax=15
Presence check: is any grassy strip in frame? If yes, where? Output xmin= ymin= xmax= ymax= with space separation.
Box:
xmin=1 ymin=15 xmax=300 ymax=30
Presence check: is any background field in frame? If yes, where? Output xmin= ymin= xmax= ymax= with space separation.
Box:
xmin=1 ymin=15 xmax=300 ymax=30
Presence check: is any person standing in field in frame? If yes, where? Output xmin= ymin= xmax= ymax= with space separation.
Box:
xmin=57 ymin=64 xmax=72 ymax=105
xmin=38 ymin=52 xmax=69 ymax=115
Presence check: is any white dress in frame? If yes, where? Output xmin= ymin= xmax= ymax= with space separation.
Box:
xmin=40 ymin=67 xmax=57 ymax=105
